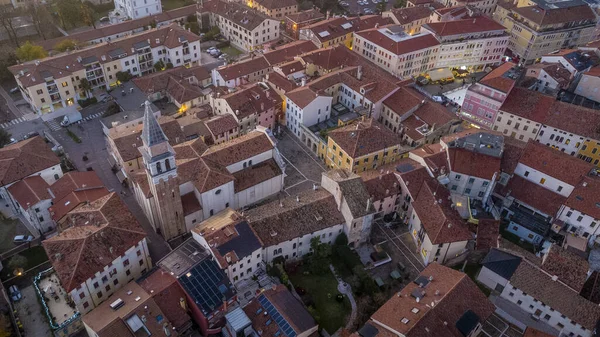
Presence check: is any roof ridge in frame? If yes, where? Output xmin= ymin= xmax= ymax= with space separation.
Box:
xmin=65 ymin=236 xmax=88 ymax=291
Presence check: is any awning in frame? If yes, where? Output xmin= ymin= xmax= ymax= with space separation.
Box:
xmin=428 ymin=68 xmax=454 ymax=81
xmin=116 ymin=168 xmax=127 ymax=183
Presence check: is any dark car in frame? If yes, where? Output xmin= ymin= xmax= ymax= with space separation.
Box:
xmin=22 ymin=131 xmax=39 ymax=140
xmin=9 ymin=285 xmax=22 ymax=302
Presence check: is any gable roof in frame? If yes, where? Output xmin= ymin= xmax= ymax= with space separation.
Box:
xmin=498 ymin=174 xmax=567 ymax=216
xmin=447 ymin=147 xmax=500 ymax=180
xmin=328 ymin=118 xmax=403 ymax=158
xmin=499 ymin=87 xmax=554 ymax=123
xmin=481 ymin=248 xmax=522 ymax=280
xmin=371 ymin=263 xmax=495 ymax=337
xmin=263 ymin=40 xmax=317 ymax=66
xmin=541 ymin=245 xmax=589 ymax=293
xmin=518 ymin=141 xmax=593 ymax=186
xmin=201 ymin=0 xmax=275 ymax=30
xmin=478 ymin=62 xmax=517 ymax=93
xmin=565 ymin=176 xmax=600 ymax=220
xmin=0 ymin=136 xmax=61 ymax=185
xmin=7 ymin=175 xmax=51 ymax=209
xmin=216 ymin=56 xmax=270 ymax=82
xmin=354 ymin=27 xmax=440 ymax=56
xmin=42 ymin=193 xmax=146 ymax=292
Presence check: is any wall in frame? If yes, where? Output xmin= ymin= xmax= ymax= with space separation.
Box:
xmin=492 ymin=110 xmax=541 ymax=142
xmin=575 ymin=74 xmax=600 ymax=103
xmin=447 ymin=172 xmax=492 ymax=201
xmin=261 ymin=224 xmax=344 ymax=263
xmin=476 ymin=265 xmax=509 ymax=291
xmin=505 ymin=221 xmax=543 ymax=244
xmin=556 ymin=205 xmax=600 ymax=240
xmin=536 ymin=126 xmax=586 ymax=156
xmin=199 ymin=181 xmax=235 ymax=219
xmin=235 ymin=174 xmax=283 ymax=209
xmin=577 ymin=139 xmax=600 ymax=166
xmin=514 ymin=163 xmax=573 ymax=197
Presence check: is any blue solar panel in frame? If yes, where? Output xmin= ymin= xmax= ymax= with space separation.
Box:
xmin=266 ymin=320 xmax=272 ymax=326
xmin=179 ymin=259 xmax=233 ymax=315
xmin=257 ymin=295 xmax=297 ymax=337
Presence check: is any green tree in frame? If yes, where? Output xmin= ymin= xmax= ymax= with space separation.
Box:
xmin=308 ymin=237 xmax=332 ymax=275
xmin=376 ymin=2 xmax=386 ymax=13
xmin=393 ymin=0 xmax=406 ymax=8
xmin=15 ymin=41 xmax=47 ymax=61
xmin=56 ymin=0 xmax=82 ymax=29
xmin=7 ymin=254 xmax=27 ymax=271
xmin=0 ymin=129 xmax=12 ymax=148
xmin=53 ymin=39 xmax=79 ymax=52
xmin=0 ymin=47 xmax=17 ymax=81
xmin=334 ymin=232 xmax=348 ymax=246
xmin=81 ymin=2 xmax=98 ymax=29
xmin=149 ymin=19 xmax=157 ymax=28
xmin=186 ymin=14 xmax=196 ymax=22
xmin=166 ymin=62 xmax=174 ymax=69
xmin=154 ymin=60 xmax=165 ymax=71
xmin=116 ymin=71 xmax=133 ymax=82
xmin=79 ymin=78 xmax=92 ymax=97
xmin=25 ymin=0 xmax=53 ymax=41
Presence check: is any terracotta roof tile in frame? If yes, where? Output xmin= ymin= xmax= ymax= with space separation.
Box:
xmin=565 ymin=176 xmax=600 ymax=220
xmin=43 ymin=193 xmax=146 ymax=292
xmin=181 ymin=192 xmax=202 ymax=215
xmin=253 ymin=0 xmax=296 ymax=10
xmin=7 ymin=176 xmax=50 ymax=209
xmin=541 ymin=245 xmax=589 ymax=292
xmin=476 ymin=219 xmax=500 ymax=251
xmin=202 ymin=131 xmax=274 ymax=167
xmin=544 ymin=101 xmax=600 ymax=140
xmin=355 ymin=27 xmax=440 ymax=56
xmin=387 ymin=6 xmax=432 ymax=25
xmin=0 ymin=136 xmax=61 ymax=185
xmin=328 ymin=118 xmax=404 ymax=158
xmin=299 ymin=45 xmax=362 ymax=72
xmin=371 ymin=263 xmax=495 ymax=337
xmin=133 ymin=65 xmax=209 ymax=104
xmin=518 ymin=141 xmax=593 ymax=186
xmin=498 ymin=175 xmax=566 ymax=216
xmin=478 ymin=62 xmax=517 ymax=93
xmin=216 ymin=56 xmax=270 ymax=81
xmin=411 ymin=179 xmax=472 ymax=244
xmin=233 ymin=159 xmax=282 ymax=192
xmin=447 ymin=147 xmax=500 ymax=180
xmin=303 ymin=15 xmax=393 ymax=43
xmin=246 ymin=188 xmax=346 ymax=246
xmin=204 ymin=114 xmax=239 ymax=138
xmin=263 ymin=40 xmax=317 ymax=66
xmin=512 ymin=4 xmax=595 ymax=27
xmin=500 ymin=136 xmax=526 ymax=174
xmin=285 ymin=9 xmax=324 ymax=24
xmin=383 ymin=87 xmax=424 ymax=116
xmin=267 ymin=72 xmax=296 ymax=92
xmin=201 ymin=0 xmax=274 ymax=30
xmin=423 ymin=16 xmax=505 ymax=36
xmin=510 ymin=259 xmax=600 ymax=330
xmin=498 ymin=87 xmax=554 ymax=123
xmin=222 ymin=83 xmax=281 ymax=120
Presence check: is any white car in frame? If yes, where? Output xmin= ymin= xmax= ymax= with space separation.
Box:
xmin=13 ymin=235 xmax=33 ymax=244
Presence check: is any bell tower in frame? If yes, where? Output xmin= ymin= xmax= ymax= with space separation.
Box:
xmin=139 ymin=101 xmax=185 ymax=241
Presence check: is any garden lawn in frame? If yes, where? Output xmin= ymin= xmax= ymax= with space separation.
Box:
xmin=290 ymin=266 xmax=350 ymax=334
xmin=220 ymin=46 xmax=243 ymax=57
xmin=1 ymin=246 xmax=49 ymax=281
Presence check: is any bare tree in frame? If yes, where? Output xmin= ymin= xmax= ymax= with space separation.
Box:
xmin=0 ymin=5 xmax=20 ymax=47
xmin=26 ymin=0 xmax=52 ymax=40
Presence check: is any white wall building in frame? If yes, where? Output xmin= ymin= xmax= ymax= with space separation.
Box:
xmin=114 ymin=0 xmax=162 ymax=20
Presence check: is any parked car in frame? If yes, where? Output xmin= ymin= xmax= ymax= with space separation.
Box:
xmin=99 ymin=93 xmax=112 ymax=103
xmin=9 ymin=87 xmax=19 ymax=94
xmin=207 ymin=47 xmax=217 ymax=52
xmin=218 ymin=53 xmax=228 ymax=59
xmin=13 ymin=235 xmax=33 ymax=244
xmin=22 ymin=131 xmax=39 ymax=140
xmin=9 ymin=286 xmax=21 ymax=302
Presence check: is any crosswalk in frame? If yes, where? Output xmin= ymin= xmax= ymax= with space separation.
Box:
xmin=43 ymin=111 xmax=106 ymax=131
xmin=0 ymin=116 xmax=27 ymax=129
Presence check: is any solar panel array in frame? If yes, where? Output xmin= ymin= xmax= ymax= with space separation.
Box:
xmin=258 ymin=295 xmax=297 ymax=337
xmin=179 ymin=259 xmax=230 ymax=315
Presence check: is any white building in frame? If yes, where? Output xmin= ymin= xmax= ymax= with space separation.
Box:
xmin=114 ymin=0 xmax=162 ymax=20
xmin=42 ymin=193 xmax=152 ymax=315
xmin=199 ymin=0 xmax=280 ymax=52
xmin=478 ymin=249 xmax=600 ymax=337
xmin=421 ymin=16 xmax=508 ymax=71
xmin=285 ymin=86 xmax=333 ymax=137
xmin=555 ymin=176 xmax=600 ymax=241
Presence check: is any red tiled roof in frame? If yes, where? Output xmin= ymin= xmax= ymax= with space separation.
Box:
xmin=49 ymin=171 xmax=105 ymax=201
xmin=0 ymin=136 xmax=61 ymax=185
xmin=267 ymin=72 xmax=296 ymax=92
xmin=285 ymin=9 xmax=325 ymax=24
xmin=478 ymin=62 xmax=517 ymax=93
xmin=383 ymin=87 xmax=424 ymax=116
xmin=355 ymin=27 xmax=440 ymax=56
xmin=500 ymin=136 xmax=526 ymax=174
xmin=541 ymin=245 xmax=589 ymax=293
xmin=518 ymin=141 xmax=593 ymax=186
xmin=498 ymin=175 xmax=566 ymax=216
xmin=286 ymin=86 xmax=320 ymax=109
xmin=233 ymin=159 xmax=282 ymax=192
xmin=43 ymin=193 xmax=146 ymax=292
xmin=476 ymin=219 xmax=500 ymax=251
xmin=204 ymin=114 xmax=239 ymax=138
xmin=299 ymin=45 xmax=362 ymax=72
xmin=565 ymin=176 xmax=600 ymax=221
xmin=371 ymin=263 xmax=495 ymax=337
xmin=263 ymin=40 xmax=317 ymax=66
xmin=412 ymin=179 xmax=472 ymax=244
xmin=216 ymin=56 xmax=270 ymax=81
xmin=328 ymin=118 xmax=403 ymax=158
xmin=201 ymin=0 xmax=274 ymax=30
xmin=423 ymin=16 xmax=505 ymax=36
xmin=7 ymin=176 xmax=50 ymax=210
xmin=202 ymin=131 xmax=274 ymax=167
xmin=387 ymin=6 xmax=432 ymax=25
xmin=512 ymin=4 xmax=595 ymax=27
xmin=544 ymin=101 xmax=600 ymax=140
xmin=499 ymin=87 xmax=554 ymax=123
xmin=221 ymin=83 xmax=282 ymax=120
xmin=447 ymin=147 xmax=500 ymax=180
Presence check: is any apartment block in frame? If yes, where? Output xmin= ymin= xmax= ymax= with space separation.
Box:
xmin=114 ymin=0 xmax=162 ymax=20
xmin=493 ymin=0 xmax=596 ymax=64
xmin=300 ymin=15 xmax=392 ymax=49
xmin=200 ymin=0 xmax=280 ymax=52
xmin=9 ymin=24 xmax=201 ymax=115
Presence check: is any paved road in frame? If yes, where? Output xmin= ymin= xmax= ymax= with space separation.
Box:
xmin=373 ymin=221 xmax=425 ymax=273
xmin=51 ymin=118 xmax=172 ymax=262
xmin=0 ymin=85 xmax=22 ymax=119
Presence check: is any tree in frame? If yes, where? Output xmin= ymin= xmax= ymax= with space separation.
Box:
xmin=79 ymin=78 xmax=92 ymax=97
xmin=308 ymin=237 xmax=332 ymax=275
xmin=15 ymin=41 xmax=47 ymax=61
xmin=0 ymin=5 xmax=20 ymax=47
xmin=56 ymin=0 xmax=82 ymax=29
xmin=376 ymin=2 xmax=386 ymax=13
xmin=0 ymin=46 xmax=17 ymax=81
xmin=25 ymin=0 xmax=53 ymax=40
xmin=149 ymin=19 xmax=157 ymax=28
xmin=7 ymin=254 xmax=27 ymax=271
xmin=186 ymin=14 xmax=196 ymax=22
xmin=166 ymin=62 xmax=173 ymax=69
xmin=116 ymin=71 xmax=133 ymax=82
xmin=0 ymin=129 xmax=12 ymax=148
xmin=81 ymin=2 xmax=98 ymax=29
xmin=53 ymin=38 xmax=79 ymax=52
xmin=334 ymin=232 xmax=348 ymax=246
xmin=154 ymin=60 xmax=165 ymax=71
xmin=393 ymin=0 xmax=406 ymax=8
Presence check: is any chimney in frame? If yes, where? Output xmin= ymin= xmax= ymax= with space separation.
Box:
xmin=313 ymin=183 xmax=318 ymax=190
xmin=261 ymin=102 xmax=264 ymax=111
xmin=326 ymin=10 xmax=330 ymax=20
xmin=357 ymin=66 xmax=363 ymax=80
xmin=366 ymin=197 xmax=372 ymax=211
xmin=301 ymin=77 xmax=307 ymax=86
xmin=296 ymin=196 xmax=300 ymax=203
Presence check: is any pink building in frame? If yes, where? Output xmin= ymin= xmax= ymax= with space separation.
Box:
xmin=461 ymin=62 xmax=518 ymax=129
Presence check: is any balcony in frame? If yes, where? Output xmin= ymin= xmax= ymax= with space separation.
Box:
xmin=47 ymin=85 xmax=59 ymax=94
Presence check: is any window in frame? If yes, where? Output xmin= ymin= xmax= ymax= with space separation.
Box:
xmin=102 ymin=276 xmax=108 ymax=283
xmin=517 ymin=300 xmax=522 ymax=305
xmin=126 ymin=269 xmax=131 ymax=276
xmin=540 ymin=178 xmax=546 ymax=184
xmin=524 ymin=171 xmax=530 ymax=177
xmin=105 ymin=285 xmax=111 ymax=292
xmin=79 ymin=292 xmax=85 ymax=299
xmin=93 ymin=282 xmax=99 ymax=289
xmin=557 ymin=186 xmax=563 ymax=192
xmin=123 ymin=259 xmax=130 ymax=267
xmin=451 ymin=185 xmax=458 ymax=191
xmin=61 ymin=82 xmax=68 ymax=87
xmin=139 ymin=260 xmax=144 ymax=266
xmin=215 ymin=189 xmax=222 ymax=195
xmin=83 ymin=302 xmax=89 ymax=309
xmin=455 ymin=174 xmax=462 ymax=180
xmin=97 ymin=291 xmax=103 ymax=298
xmin=113 ymin=279 xmax=119 ymax=285
xmin=577 ymin=215 xmax=583 ymax=222
xmin=36 ymin=89 xmax=43 ymax=95
xmin=566 ymin=211 xmax=573 ymax=217
xmin=465 ymin=188 xmax=471 ymax=194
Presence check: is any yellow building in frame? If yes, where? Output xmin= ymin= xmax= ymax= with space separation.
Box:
xmin=325 ymin=118 xmax=407 ymax=173
xmin=577 ymin=139 xmax=600 ymax=166
xmin=248 ymin=0 xmax=298 ymax=20
xmin=493 ymin=0 xmax=596 ymax=64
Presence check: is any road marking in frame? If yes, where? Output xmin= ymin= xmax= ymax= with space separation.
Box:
xmin=375 ymin=222 xmax=424 ymax=272
xmin=281 ymin=128 xmax=328 ymax=171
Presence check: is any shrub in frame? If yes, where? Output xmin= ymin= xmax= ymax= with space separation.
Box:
xmin=77 ymin=97 xmax=97 ymax=108
xmin=116 ymin=71 xmax=133 ymax=82
xmin=216 ymin=40 xmax=230 ymax=49
xmin=334 ymin=232 xmax=348 ymax=246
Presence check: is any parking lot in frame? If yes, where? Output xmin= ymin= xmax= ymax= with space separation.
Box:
xmin=341 ymin=0 xmax=388 ymax=15
xmin=12 ymin=284 xmax=52 ymax=337
xmin=277 ymin=128 xmax=328 ymax=196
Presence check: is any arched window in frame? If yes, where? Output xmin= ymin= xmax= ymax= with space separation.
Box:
xmin=165 ymin=159 xmax=171 ymax=171
xmin=156 ymin=162 xmax=162 ymax=173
